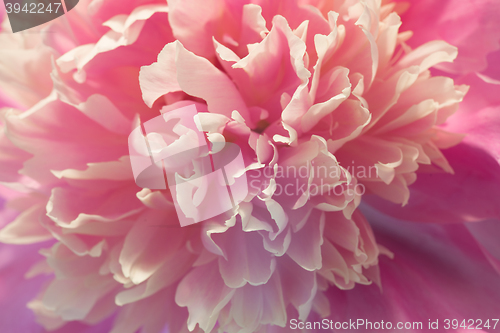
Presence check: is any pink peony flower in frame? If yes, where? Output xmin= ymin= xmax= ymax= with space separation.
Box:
xmin=0 ymin=0 xmax=499 ymax=332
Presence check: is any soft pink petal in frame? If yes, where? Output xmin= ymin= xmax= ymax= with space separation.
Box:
xmin=214 ymin=222 xmax=276 ymax=288
xmin=175 ymin=262 xmax=235 ymax=332
xmin=397 ymin=0 xmax=500 ymax=74
xmin=327 ymin=208 xmax=500 ymax=331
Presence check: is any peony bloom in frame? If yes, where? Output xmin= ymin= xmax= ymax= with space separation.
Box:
xmin=0 ymin=0 xmax=499 ymax=332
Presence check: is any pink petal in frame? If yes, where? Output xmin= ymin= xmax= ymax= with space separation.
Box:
xmin=466 ymin=220 xmax=500 ymax=275
xmin=119 ymin=210 xmax=187 ymax=285
xmin=397 ymin=0 xmax=500 ymax=74
xmin=175 ymin=262 xmax=235 ymax=332
xmin=287 ymin=209 xmax=324 ymax=271
xmin=213 ymin=222 xmax=276 ymax=288
xmin=167 ymin=0 xmax=237 ymax=59
xmin=327 ymin=209 xmax=500 ymax=329
xmin=174 ymin=42 xmax=251 ymax=123
xmin=365 ymin=138 xmax=500 ymax=223
xmin=0 ymin=242 xmax=48 ymax=333
xmin=0 ymin=203 xmax=52 ymax=244
xmin=139 ymin=42 xmax=181 ymax=108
